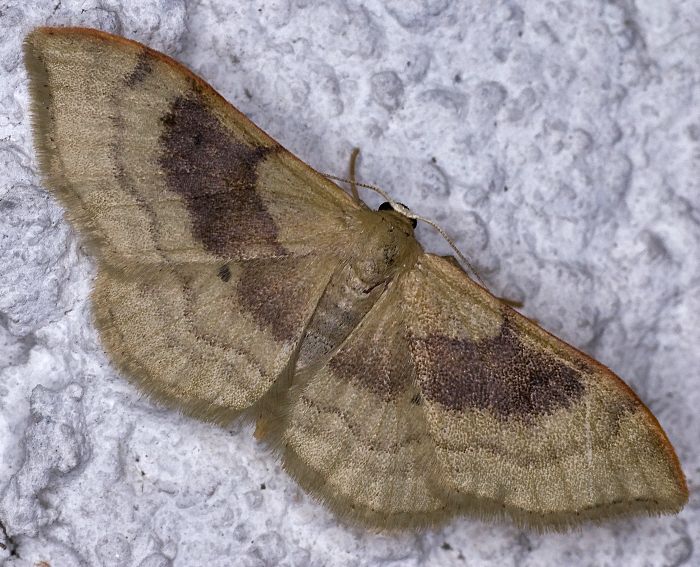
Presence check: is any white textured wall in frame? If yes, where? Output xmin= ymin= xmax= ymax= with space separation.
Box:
xmin=0 ymin=1 xmax=697 ymax=566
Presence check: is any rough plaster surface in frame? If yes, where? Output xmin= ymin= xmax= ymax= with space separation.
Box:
xmin=0 ymin=1 xmax=698 ymax=566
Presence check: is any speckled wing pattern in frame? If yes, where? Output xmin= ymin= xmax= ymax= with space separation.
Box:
xmin=402 ymin=254 xmax=687 ymax=528
xmin=277 ymin=252 xmax=687 ymax=529
xmin=23 ymin=27 xmax=359 ymax=421
xmin=278 ymin=274 xmax=456 ymax=527
xmin=24 ymin=27 xmax=687 ymax=530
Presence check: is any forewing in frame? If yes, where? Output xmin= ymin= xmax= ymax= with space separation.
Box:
xmin=24 ymin=27 xmax=359 ymax=419
xmin=404 ymin=254 xmax=688 ymax=529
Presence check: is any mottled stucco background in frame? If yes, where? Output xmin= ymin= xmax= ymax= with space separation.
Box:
xmin=0 ymin=1 xmax=698 ymax=566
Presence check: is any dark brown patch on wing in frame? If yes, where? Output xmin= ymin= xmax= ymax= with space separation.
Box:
xmin=124 ymin=51 xmax=153 ymax=87
xmin=218 ymin=265 xmax=231 ymax=282
xmin=236 ymin=260 xmax=321 ymax=342
xmin=411 ymin=317 xmax=586 ymax=419
xmin=158 ymin=94 xmax=284 ymax=258
xmin=329 ymin=331 xmax=413 ymax=401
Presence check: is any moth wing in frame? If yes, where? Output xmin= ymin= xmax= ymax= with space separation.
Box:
xmin=24 ymin=27 xmax=362 ymax=420
xmin=280 ymin=252 xmax=688 ymax=529
xmin=404 ymin=254 xmax=688 ymax=528
xmin=277 ymin=278 xmax=458 ymax=528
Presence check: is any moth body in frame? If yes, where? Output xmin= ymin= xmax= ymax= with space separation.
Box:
xmin=23 ymin=26 xmax=688 ymax=532
xmin=297 ymin=208 xmax=421 ymax=368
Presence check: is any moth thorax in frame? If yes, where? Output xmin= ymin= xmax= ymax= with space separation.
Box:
xmin=349 ymin=211 xmax=421 ymax=288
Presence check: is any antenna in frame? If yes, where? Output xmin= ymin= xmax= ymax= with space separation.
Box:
xmin=322 ymin=171 xmax=488 ymax=289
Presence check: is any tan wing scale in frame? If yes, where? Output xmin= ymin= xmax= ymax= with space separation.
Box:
xmin=23 ymin=27 xmax=361 ymax=420
xmin=273 ymin=252 xmax=687 ymax=529
xmin=23 ymin=26 xmax=688 ymax=530
xmin=274 ymin=278 xmax=460 ymax=528
xmin=403 ymin=254 xmax=688 ymax=529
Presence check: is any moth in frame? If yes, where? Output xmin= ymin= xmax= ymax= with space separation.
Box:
xmin=23 ymin=27 xmax=688 ymax=531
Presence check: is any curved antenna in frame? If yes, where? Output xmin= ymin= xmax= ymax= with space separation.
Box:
xmin=322 ymin=173 xmax=488 ymax=289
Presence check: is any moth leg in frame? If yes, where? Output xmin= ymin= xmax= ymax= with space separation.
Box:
xmin=499 ymin=296 xmax=524 ymax=309
xmin=254 ymin=415 xmax=271 ymax=440
xmin=498 ymin=297 xmax=539 ymax=323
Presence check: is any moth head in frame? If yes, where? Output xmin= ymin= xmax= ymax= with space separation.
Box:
xmin=378 ymin=201 xmax=418 ymax=230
